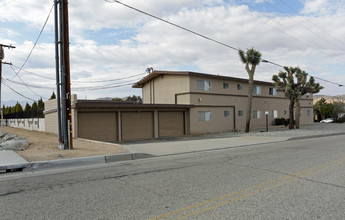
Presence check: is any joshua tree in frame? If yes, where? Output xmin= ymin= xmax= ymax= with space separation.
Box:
xmin=273 ymin=67 xmax=323 ymax=129
xmin=239 ymin=48 xmax=262 ymax=132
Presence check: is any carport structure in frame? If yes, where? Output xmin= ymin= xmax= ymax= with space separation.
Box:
xmin=72 ymin=100 xmax=192 ymax=142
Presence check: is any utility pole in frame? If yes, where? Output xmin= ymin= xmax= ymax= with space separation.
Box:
xmin=54 ymin=0 xmax=72 ymax=149
xmin=0 ymin=44 xmax=16 ymax=127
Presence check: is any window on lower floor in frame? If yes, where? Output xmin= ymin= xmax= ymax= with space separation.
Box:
xmin=224 ymin=110 xmax=230 ymax=117
xmin=198 ymin=111 xmax=212 ymax=121
xmin=238 ymin=110 xmax=244 ymax=116
xmin=271 ymin=110 xmax=278 ymax=118
xmin=253 ymin=110 xmax=261 ymax=119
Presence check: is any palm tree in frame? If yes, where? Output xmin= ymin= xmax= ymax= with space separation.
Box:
xmin=239 ymin=48 xmax=262 ymax=132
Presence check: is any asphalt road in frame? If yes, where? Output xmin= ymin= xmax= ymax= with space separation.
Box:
xmin=1 ymin=135 xmax=345 ymax=219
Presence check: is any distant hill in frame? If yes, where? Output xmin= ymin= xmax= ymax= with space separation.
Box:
xmin=313 ymin=94 xmax=345 ymax=104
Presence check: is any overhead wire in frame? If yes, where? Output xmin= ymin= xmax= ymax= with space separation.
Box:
xmin=9 ymin=65 xmax=50 ymax=99
xmin=3 ymin=74 xmax=142 ymax=91
xmin=1 ymin=82 xmax=36 ymax=102
xmin=277 ymin=0 xmax=345 ymax=48
xmin=107 ymin=0 xmax=343 ymax=87
xmin=10 ymin=64 xmax=56 ymax=80
xmin=71 ymin=72 xmax=147 ymax=84
xmin=2 ymin=77 xmax=55 ymax=90
xmin=263 ymin=0 xmax=345 ymax=53
xmin=225 ymin=0 xmax=345 ymax=61
xmin=11 ymin=3 xmax=54 ymax=80
xmin=0 ymin=0 xmax=15 ymax=8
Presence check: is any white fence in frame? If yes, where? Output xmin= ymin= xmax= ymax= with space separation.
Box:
xmin=1 ymin=118 xmax=45 ymax=132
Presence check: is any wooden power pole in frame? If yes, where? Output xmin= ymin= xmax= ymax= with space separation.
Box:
xmin=0 ymin=44 xmax=16 ymax=127
xmin=55 ymin=0 xmax=72 ymax=149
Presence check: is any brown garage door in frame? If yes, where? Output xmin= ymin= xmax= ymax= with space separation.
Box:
xmin=78 ymin=112 xmax=118 ymax=142
xmin=159 ymin=111 xmax=184 ymax=137
xmin=121 ymin=112 xmax=154 ymax=141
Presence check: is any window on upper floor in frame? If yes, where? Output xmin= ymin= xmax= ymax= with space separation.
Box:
xmin=269 ymin=87 xmax=277 ymax=95
xmin=238 ymin=110 xmax=244 ymax=116
xmin=198 ymin=111 xmax=212 ymax=121
xmin=223 ymin=82 xmax=229 ymax=89
xmin=237 ymin=84 xmax=243 ymax=90
xmin=307 ymin=109 xmax=311 ymax=116
xmin=252 ymin=85 xmax=261 ymax=95
xmin=197 ymin=80 xmax=211 ymax=91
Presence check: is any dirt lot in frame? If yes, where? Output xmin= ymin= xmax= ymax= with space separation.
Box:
xmin=0 ymin=126 xmax=128 ymax=162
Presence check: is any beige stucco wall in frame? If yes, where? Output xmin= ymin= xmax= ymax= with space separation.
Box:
xmin=190 ymin=106 xmax=235 ymax=134
xmin=142 ymin=75 xmax=190 ymax=104
xmin=44 ymin=98 xmax=78 ymax=138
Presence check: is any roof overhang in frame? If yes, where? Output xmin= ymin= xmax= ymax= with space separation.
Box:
xmin=132 ymin=70 xmax=274 ymax=88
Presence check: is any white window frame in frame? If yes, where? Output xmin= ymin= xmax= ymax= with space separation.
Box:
xmin=197 ymin=80 xmax=211 ymax=91
xmin=269 ymin=88 xmax=277 ymax=95
xmin=271 ymin=110 xmax=278 ymax=118
xmin=198 ymin=111 xmax=212 ymax=121
xmin=253 ymin=110 xmax=261 ymax=119
xmin=237 ymin=84 xmax=243 ymax=90
xmin=253 ymin=85 xmax=262 ymax=95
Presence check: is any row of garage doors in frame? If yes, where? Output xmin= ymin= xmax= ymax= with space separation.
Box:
xmin=78 ymin=111 xmax=185 ymax=142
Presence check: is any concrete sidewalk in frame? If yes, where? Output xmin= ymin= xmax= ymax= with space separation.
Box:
xmin=0 ymin=150 xmax=28 ymax=171
xmin=123 ymin=136 xmax=289 ymax=156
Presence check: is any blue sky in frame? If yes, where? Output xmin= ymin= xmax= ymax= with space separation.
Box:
xmin=1 ymin=0 xmax=345 ymax=106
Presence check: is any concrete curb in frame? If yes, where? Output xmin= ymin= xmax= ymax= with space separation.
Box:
xmin=0 ymin=163 xmax=29 ymax=172
xmin=21 ymin=153 xmax=154 ymax=172
xmin=287 ymin=132 xmax=345 ymax=141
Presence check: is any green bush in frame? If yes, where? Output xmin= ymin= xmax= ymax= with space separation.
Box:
xmin=275 ymin=118 xmax=288 ymax=126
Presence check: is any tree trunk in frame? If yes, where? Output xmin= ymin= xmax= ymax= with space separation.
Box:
xmin=245 ymin=73 xmax=254 ymax=132
xmin=289 ymin=98 xmax=295 ymax=129
xmin=295 ymin=98 xmax=301 ymax=129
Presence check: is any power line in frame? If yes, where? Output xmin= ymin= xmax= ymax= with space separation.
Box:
xmin=3 ymin=74 xmax=142 ymax=91
xmin=9 ymin=65 xmax=50 ymax=98
xmin=2 ymin=77 xmax=55 ymax=90
xmin=108 ymin=0 xmax=343 ymax=87
xmin=264 ymin=1 xmax=345 ymax=52
xmin=277 ymin=0 xmax=345 ymax=48
xmin=73 ymin=82 xmax=136 ymax=91
xmin=1 ymin=81 xmax=36 ymax=102
xmin=106 ymin=0 xmax=239 ymax=52
xmin=10 ymin=64 xmax=56 ymax=80
xmin=0 ymin=0 xmax=15 ymax=8
xmin=71 ymin=72 xmax=147 ymax=84
xmin=11 ymin=3 xmax=54 ymax=80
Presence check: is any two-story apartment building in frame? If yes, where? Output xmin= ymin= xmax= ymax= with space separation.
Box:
xmin=133 ymin=70 xmax=314 ymax=134
xmin=44 ymin=70 xmax=314 ymax=142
